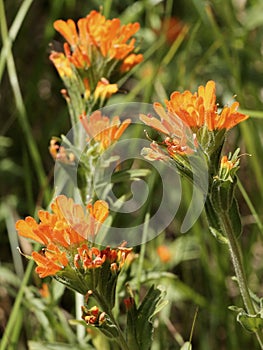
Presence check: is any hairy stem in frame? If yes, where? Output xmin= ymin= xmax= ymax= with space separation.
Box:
xmin=220 ymin=211 xmax=263 ymax=348
xmin=92 ymin=290 xmax=129 ymax=350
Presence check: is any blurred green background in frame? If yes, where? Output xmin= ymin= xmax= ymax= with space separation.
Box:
xmin=1 ymin=0 xmax=263 ymax=349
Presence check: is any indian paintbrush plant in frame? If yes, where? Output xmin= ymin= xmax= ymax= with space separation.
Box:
xmin=14 ymin=8 xmax=263 ymax=350
xmin=16 ymin=9 xmax=166 ymax=350
xmin=140 ymin=80 xmax=263 ymax=348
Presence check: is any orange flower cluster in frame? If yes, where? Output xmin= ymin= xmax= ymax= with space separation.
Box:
xmin=140 ymin=81 xmax=248 ymax=158
xmin=16 ymin=195 xmax=132 ymax=280
xmin=53 ymin=10 xmax=143 ymax=71
xmin=166 ymin=81 xmax=248 ymax=131
xmin=50 ymin=10 xmax=143 ymax=103
xmin=74 ymin=245 xmax=107 ymax=270
xmin=100 ymin=246 xmax=133 ymax=273
xmin=80 ymin=110 xmax=131 ymax=151
xmin=16 ymin=195 xmax=109 ymax=277
xmin=49 ymin=54 xmax=118 ymax=102
xmin=82 ymin=305 xmax=106 ymax=326
xmin=74 ymin=245 xmax=132 ymax=273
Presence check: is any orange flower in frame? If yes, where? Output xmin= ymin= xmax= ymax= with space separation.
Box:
xmin=16 ymin=196 xmax=108 ymax=246
xmin=73 ymin=244 xmax=132 ymax=273
xmin=32 ymin=243 xmax=68 ymax=278
xmin=49 ymin=138 xmax=75 ymax=164
xmin=155 ymin=17 xmax=184 ymax=44
xmin=16 ymin=195 xmax=109 ymax=278
xmin=165 ymin=80 xmax=249 ymax=131
xmin=39 ymin=283 xmax=50 ymax=298
xmin=217 ymin=151 xmax=240 ymax=182
xmin=82 ymin=305 xmax=106 ymax=326
xmin=53 ymin=10 xmax=142 ymax=71
xmin=120 ymin=53 xmax=143 ymax=73
xmin=80 ymin=111 xmax=131 ymax=151
xmin=94 ymin=80 xmax=118 ymax=100
xmin=49 ymin=51 xmax=73 ymax=77
xmin=140 ymin=102 xmax=196 ymax=157
xmin=157 ymin=245 xmax=172 ymax=263
xmin=124 ymin=297 xmax=135 ymax=310
xmin=101 ymin=246 xmax=133 ymax=271
xmin=141 ymin=141 xmax=169 ymax=161
xmin=221 ymin=155 xmax=235 ymax=171
xmin=74 ymin=245 xmax=106 ymax=270
xmin=164 ymin=17 xmax=184 ymax=44
xmin=83 ymin=78 xmax=118 ymax=101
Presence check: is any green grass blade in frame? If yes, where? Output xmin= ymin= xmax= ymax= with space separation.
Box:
xmin=0 ymin=0 xmax=49 ymax=205
xmin=136 ymin=212 xmax=150 ymax=299
xmin=4 ymin=204 xmax=24 ymax=280
xmin=239 ymin=121 xmax=263 ymax=197
xmin=103 ymin=0 xmax=112 ymax=18
xmin=239 ymin=109 xmax=263 ymax=119
xmin=0 ymin=0 xmax=34 ymax=82
xmin=237 ymin=178 xmax=263 ymax=234
xmin=0 ymin=259 xmax=35 ymax=350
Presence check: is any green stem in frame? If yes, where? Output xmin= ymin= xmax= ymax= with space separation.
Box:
xmin=220 ymin=211 xmax=263 ymax=348
xmin=108 ymin=311 xmax=129 ymax=350
xmin=92 ymin=290 xmax=129 ymax=350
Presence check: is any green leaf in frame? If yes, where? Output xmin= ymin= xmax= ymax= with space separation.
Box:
xmin=237 ymin=312 xmax=263 ymax=333
xmin=180 ymin=341 xmax=192 ymax=350
xmin=139 ymin=271 xmax=207 ymax=306
xmin=111 ymin=168 xmax=151 ymax=183
xmin=50 ymin=280 xmax=65 ymax=302
xmin=97 ymin=261 xmax=118 ymax=310
xmin=28 ymin=341 xmax=92 ymax=350
xmin=207 ymin=178 xmax=241 ymax=239
xmin=243 ymin=3 xmax=263 ymax=30
xmin=125 ymin=297 xmax=140 ymax=350
xmin=77 ymin=164 xmax=88 ymax=203
xmin=98 ymin=322 xmax=119 ymax=339
xmin=209 ymin=227 xmax=229 ymax=244
xmin=217 ymin=180 xmax=235 ymax=211
xmin=126 ymin=285 xmax=167 ymax=350
xmin=228 ymin=305 xmax=243 ymax=313
xmin=229 ymin=306 xmax=263 ymax=333
xmin=210 ymin=178 xmax=236 ymax=212
xmin=205 ymin=196 xmax=228 ymax=244
xmin=0 ymin=266 xmax=21 ymax=287
xmin=68 ymin=319 xmax=88 ymax=328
